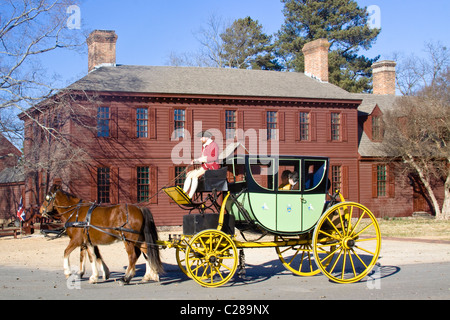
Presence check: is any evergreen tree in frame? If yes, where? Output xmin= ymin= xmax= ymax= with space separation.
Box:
xmin=220 ymin=17 xmax=282 ymax=70
xmin=276 ymin=0 xmax=380 ymax=92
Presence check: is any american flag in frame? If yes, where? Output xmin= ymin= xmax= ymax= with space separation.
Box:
xmin=17 ymin=197 xmax=25 ymax=222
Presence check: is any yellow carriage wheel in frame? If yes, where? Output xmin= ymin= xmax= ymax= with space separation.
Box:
xmin=313 ymin=202 xmax=381 ymax=284
xmin=185 ymin=229 xmax=238 ymax=288
xmin=275 ymin=235 xmax=321 ymax=276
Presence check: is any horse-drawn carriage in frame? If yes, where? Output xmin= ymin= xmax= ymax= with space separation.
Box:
xmin=161 ymin=154 xmax=381 ymax=287
xmin=40 ymin=153 xmax=381 ymax=288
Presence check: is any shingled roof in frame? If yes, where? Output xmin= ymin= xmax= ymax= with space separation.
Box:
xmin=68 ymin=65 xmax=358 ymax=101
xmin=355 ymin=93 xmax=400 ymax=157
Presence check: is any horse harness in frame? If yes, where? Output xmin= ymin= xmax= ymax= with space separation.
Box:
xmin=64 ymin=202 xmax=141 ymax=245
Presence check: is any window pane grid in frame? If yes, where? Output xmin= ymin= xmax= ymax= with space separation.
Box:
xmin=137 ymin=167 xmax=150 ymax=202
xmin=175 ymin=166 xmax=187 ymax=187
xmin=377 ymin=165 xmax=387 ymax=197
xmin=267 ymin=111 xmax=277 ymax=140
xmin=174 ymin=109 xmax=185 ymax=138
xmin=299 ymin=112 xmax=310 ymax=141
xmin=97 ymin=167 xmax=110 ymax=203
xmin=332 ymin=165 xmax=342 ymax=193
xmin=97 ymin=107 xmax=110 ymax=138
xmin=136 ymin=108 xmax=149 ymax=138
xmin=225 ymin=110 xmax=237 ymax=139
xmin=331 ymin=113 xmax=340 ymax=141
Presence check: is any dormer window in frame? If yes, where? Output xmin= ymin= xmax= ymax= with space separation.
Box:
xmin=372 ymin=115 xmax=382 ymax=141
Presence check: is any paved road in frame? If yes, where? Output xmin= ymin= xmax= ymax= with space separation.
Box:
xmin=1 ymin=257 xmax=449 ymax=303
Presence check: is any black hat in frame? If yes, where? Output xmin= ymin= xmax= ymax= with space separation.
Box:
xmin=196 ymin=130 xmax=212 ymax=138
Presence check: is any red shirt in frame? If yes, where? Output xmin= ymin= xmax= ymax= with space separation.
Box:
xmin=201 ymin=140 xmax=220 ymax=170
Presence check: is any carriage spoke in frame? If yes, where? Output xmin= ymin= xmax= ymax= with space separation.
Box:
xmin=326 ymin=216 xmax=343 ymax=238
xmin=354 ymin=245 xmax=376 ymax=256
xmin=328 ymin=248 xmax=344 ymax=275
xmin=318 ymin=229 xmax=341 ymax=241
xmin=351 ymin=248 xmax=368 ymax=269
xmin=349 ymin=210 xmax=366 ymax=237
xmin=341 ymin=250 xmax=347 ymax=280
xmin=353 ymin=222 xmax=374 ymax=239
xmin=348 ymin=250 xmax=357 ymax=278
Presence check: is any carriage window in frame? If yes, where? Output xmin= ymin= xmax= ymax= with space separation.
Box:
xmin=226 ymin=157 xmax=245 ymax=183
xmin=278 ymin=159 xmax=301 ymax=191
xmin=249 ymin=158 xmax=275 ymax=191
xmin=304 ymin=160 xmax=326 ymax=191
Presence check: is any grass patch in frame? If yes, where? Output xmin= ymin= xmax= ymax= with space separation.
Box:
xmin=375 ymin=217 xmax=450 ymax=241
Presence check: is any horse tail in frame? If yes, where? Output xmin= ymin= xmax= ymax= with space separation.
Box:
xmin=141 ymin=207 xmax=164 ymax=274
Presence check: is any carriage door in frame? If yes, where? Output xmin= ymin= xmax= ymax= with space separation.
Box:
xmin=301 ymin=159 xmax=328 ymax=232
xmin=276 ymin=158 xmax=303 ymax=233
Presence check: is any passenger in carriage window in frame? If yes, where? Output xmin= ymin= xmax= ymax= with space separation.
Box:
xmin=288 ymin=171 xmax=300 ymax=190
xmin=278 ymin=170 xmax=292 ymax=190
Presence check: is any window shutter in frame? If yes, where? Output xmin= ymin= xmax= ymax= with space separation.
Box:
xmin=220 ymin=110 xmax=225 ymax=138
xmin=149 ymin=108 xmax=157 ymax=140
xmin=130 ymin=108 xmax=137 ymax=139
xmin=111 ymin=167 xmax=119 ymax=204
xmin=90 ymin=167 xmax=97 ymax=202
xmin=186 ymin=109 xmax=193 ymax=138
xmin=388 ymin=164 xmax=395 ymax=198
xmin=342 ymin=113 xmax=348 ymax=142
xmin=238 ymin=110 xmax=244 ymax=129
xmin=342 ymin=166 xmax=349 ymax=199
xmin=295 ymin=111 xmax=300 ymax=141
xmin=278 ymin=111 xmax=285 ymax=141
xmin=326 ymin=112 xmax=332 ymax=142
xmin=262 ymin=111 xmax=267 ymax=140
xmin=372 ymin=164 xmax=378 ymax=198
xmin=237 ymin=110 xmax=244 ymax=141
xmin=110 ymin=107 xmax=118 ymax=139
xmin=169 ymin=108 xmax=174 ymax=140
xmin=150 ymin=166 xmax=158 ymax=204
xmin=311 ymin=112 xmax=317 ymax=142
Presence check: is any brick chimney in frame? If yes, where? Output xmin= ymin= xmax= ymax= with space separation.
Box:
xmin=87 ymin=30 xmax=118 ymax=72
xmin=372 ymin=60 xmax=397 ymax=95
xmin=302 ymin=38 xmax=331 ymax=82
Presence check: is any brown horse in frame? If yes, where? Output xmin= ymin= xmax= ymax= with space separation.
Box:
xmin=40 ymin=185 xmax=163 ymax=284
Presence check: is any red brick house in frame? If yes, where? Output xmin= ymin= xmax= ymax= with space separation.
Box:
xmin=18 ymin=30 xmax=432 ymax=226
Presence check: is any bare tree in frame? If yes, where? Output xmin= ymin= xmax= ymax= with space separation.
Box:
xmin=394 ymin=41 xmax=450 ymax=96
xmin=0 ymin=0 xmax=85 ymax=144
xmin=382 ymin=66 xmax=450 ymax=220
xmin=167 ymin=14 xmax=227 ymax=68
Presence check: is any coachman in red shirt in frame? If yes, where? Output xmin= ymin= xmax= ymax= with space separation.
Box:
xmin=183 ymin=131 xmax=220 ymax=198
